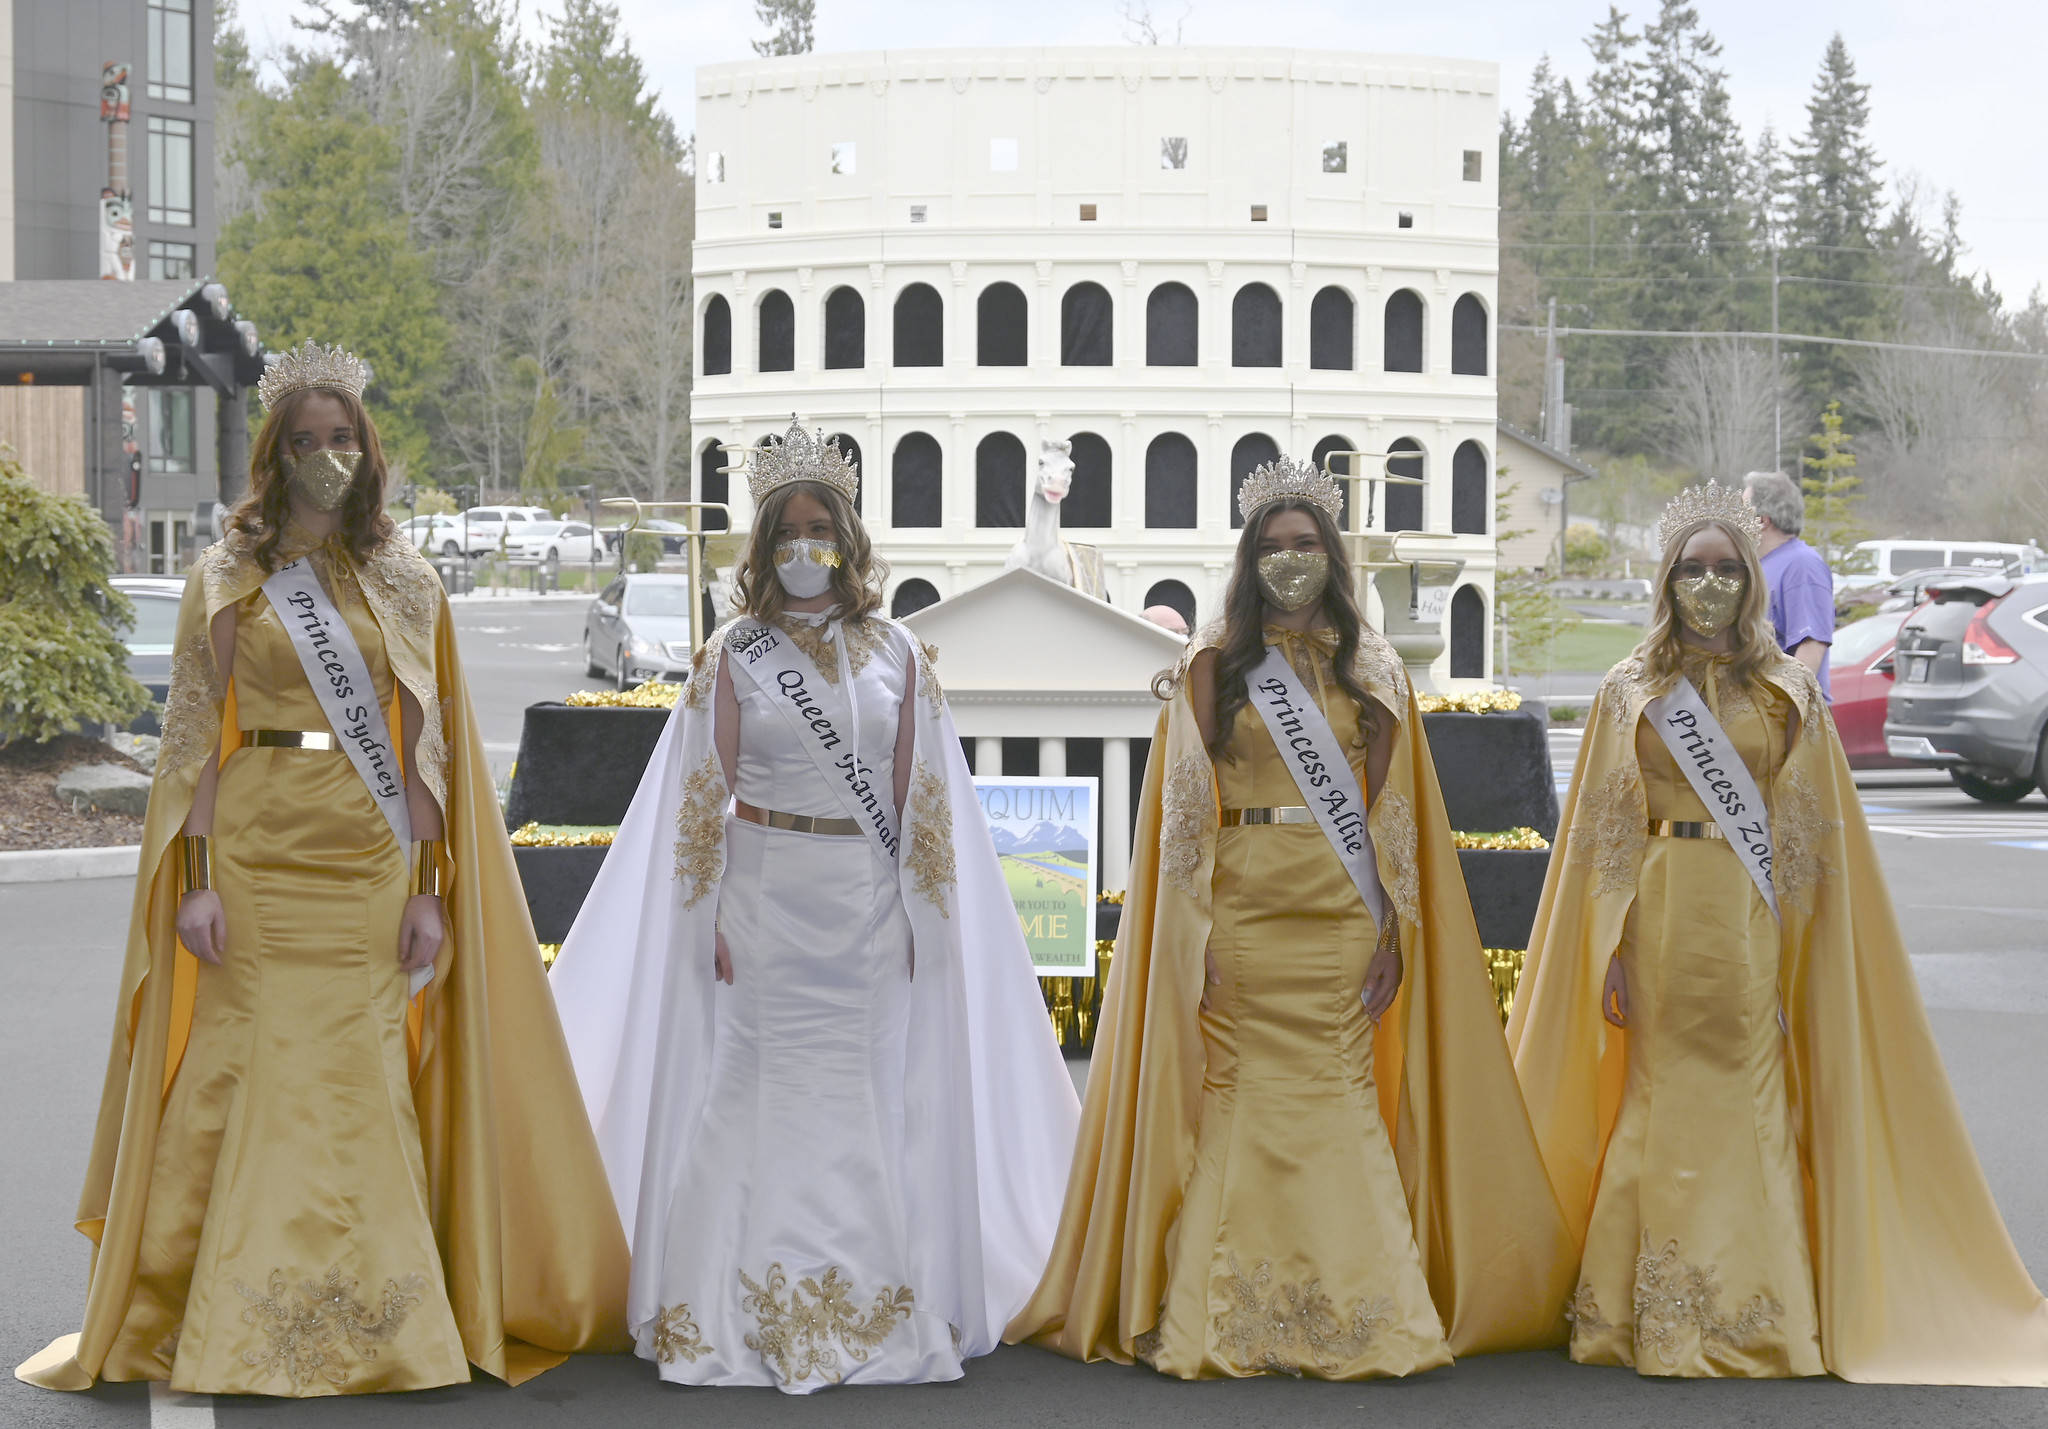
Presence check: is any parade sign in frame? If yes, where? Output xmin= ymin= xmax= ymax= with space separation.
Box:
xmin=972 ymin=775 xmax=1099 ymax=978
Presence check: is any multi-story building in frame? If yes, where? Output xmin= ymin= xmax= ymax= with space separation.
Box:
xmin=691 ymin=46 xmax=1503 ymax=683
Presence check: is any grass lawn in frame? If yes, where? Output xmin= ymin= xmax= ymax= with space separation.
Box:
xmin=1503 ymin=619 xmax=1644 ymax=676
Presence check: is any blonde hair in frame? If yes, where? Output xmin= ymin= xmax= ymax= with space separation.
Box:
xmin=1633 ymin=516 xmax=1779 ymax=691
xmin=730 ymin=480 xmax=887 ymax=624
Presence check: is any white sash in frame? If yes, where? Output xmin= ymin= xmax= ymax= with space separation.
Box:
xmin=1245 ymin=646 xmax=1385 ymax=929
xmin=1645 ymin=676 xmax=1779 ymax=921
xmin=724 ymin=619 xmax=901 ymax=860
xmin=263 ymin=558 xmax=411 ymax=851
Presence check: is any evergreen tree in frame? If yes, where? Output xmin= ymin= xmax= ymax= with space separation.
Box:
xmin=1800 ymin=400 xmax=1867 ymax=565
xmin=751 ymin=0 xmax=816 ymax=57
xmin=537 ymin=0 xmax=679 ymax=156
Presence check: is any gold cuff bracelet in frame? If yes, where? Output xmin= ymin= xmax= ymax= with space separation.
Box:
xmin=177 ymin=834 xmax=212 ymax=895
xmin=409 ymin=841 xmax=445 ymax=899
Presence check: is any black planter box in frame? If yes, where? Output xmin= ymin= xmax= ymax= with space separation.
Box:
xmin=1455 ymin=848 xmax=1553 ymax=951
xmin=1420 ymin=708 xmax=1559 ymax=839
xmin=514 ymin=845 xmax=611 ymax=944
xmin=505 ymin=704 xmax=670 ymax=829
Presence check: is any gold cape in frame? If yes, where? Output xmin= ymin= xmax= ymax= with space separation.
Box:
xmin=19 ymin=529 xmax=630 ymax=1391
xmin=1007 ymin=624 xmax=1577 ymax=1361
xmin=1507 ymin=653 xmax=2048 ymax=1384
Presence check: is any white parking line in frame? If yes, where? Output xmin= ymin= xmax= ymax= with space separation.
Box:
xmin=149 ymin=1381 xmax=215 ymax=1428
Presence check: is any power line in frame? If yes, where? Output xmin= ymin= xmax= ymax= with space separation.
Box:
xmin=1500 ymin=322 xmax=2048 ymax=362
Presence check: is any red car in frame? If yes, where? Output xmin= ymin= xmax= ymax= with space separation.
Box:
xmin=1829 ymin=609 xmax=1915 ymax=769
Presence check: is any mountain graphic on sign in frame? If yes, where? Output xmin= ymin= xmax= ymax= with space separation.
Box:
xmin=991 ymin=818 xmax=1087 ymax=859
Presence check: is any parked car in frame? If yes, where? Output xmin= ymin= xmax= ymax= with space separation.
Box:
xmin=584 ymin=573 xmax=714 ymax=690
xmin=1828 ymin=608 xmax=1914 ymax=770
xmin=505 ymin=519 xmax=601 ymax=568
xmin=1884 ymin=572 xmax=2048 ymax=802
xmin=458 ymin=505 xmax=553 ymax=556
xmin=394 ymin=514 xmax=466 ymax=558
xmin=110 ymin=574 xmax=187 ymax=735
xmin=601 ymin=517 xmax=691 ymax=557
xmin=1836 ymin=538 xmax=2043 ymax=597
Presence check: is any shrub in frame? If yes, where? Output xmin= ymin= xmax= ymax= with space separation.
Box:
xmin=0 ymin=454 xmax=152 ymax=744
xmin=626 ymin=531 xmax=662 ymax=573
xmin=1563 ymin=523 xmax=1609 ymax=573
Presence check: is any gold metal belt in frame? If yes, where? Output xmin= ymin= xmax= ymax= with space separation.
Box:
xmin=1220 ymin=806 xmax=1315 ymax=826
xmin=1648 ymin=819 xmax=1725 ymax=840
xmin=734 ymin=800 xmax=863 ymax=837
xmin=245 ymin=729 xmax=338 ymax=750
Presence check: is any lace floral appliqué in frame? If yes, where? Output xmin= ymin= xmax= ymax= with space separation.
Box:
xmin=1632 ymin=1232 xmax=1782 ymax=1366
xmin=234 ymin=1266 xmax=430 ymax=1392
xmin=159 ymin=628 xmax=223 ymax=776
xmin=739 ymin=1263 xmax=915 ymax=1387
xmin=1568 ymin=766 xmax=1645 ymax=899
xmin=1350 ymin=626 xmax=1409 ymax=708
xmin=906 ymin=758 xmax=956 ymax=917
xmin=773 ymin=614 xmax=885 ymax=685
xmin=1368 ymin=790 xmax=1421 ymax=927
xmin=356 ymin=543 xmax=441 ymax=646
xmin=1159 ymin=751 xmax=1214 ymax=899
xmin=1210 ymin=1254 xmax=1393 ymax=1377
xmin=1770 ymin=768 xmax=1833 ymax=911
xmin=672 ymin=755 xmax=727 ymax=908
xmin=1564 ymin=1283 xmax=1610 ymax=1337
xmin=652 ymin=1303 xmax=712 ymax=1364
xmin=915 ymin=639 xmax=947 ymax=718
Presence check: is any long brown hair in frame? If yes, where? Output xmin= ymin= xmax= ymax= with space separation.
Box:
xmin=730 ymin=479 xmax=887 ymax=624
xmin=227 ymin=385 xmax=395 ymax=573
xmin=1634 ymin=516 xmax=1779 ymax=691
xmin=1192 ymin=497 xmax=1380 ymax=759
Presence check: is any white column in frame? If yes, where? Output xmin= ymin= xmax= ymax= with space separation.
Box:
xmin=1103 ymin=736 xmax=1131 ymax=891
xmin=975 ymin=736 xmax=1002 ymax=775
xmin=1038 ymin=737 xmax=1066 ymax=777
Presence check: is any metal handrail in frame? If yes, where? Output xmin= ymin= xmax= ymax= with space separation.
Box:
xmin=599 ymin=497 xmax=735 ymax=651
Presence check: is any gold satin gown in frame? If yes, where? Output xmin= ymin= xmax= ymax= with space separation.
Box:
xmin=101 ymin=558 xmax=470 ymax=1395
xmin=1567 ymin=651 xmax=1823 ymax=1377
xmin=1144 ymin=670 xmax=1452 ymax=1380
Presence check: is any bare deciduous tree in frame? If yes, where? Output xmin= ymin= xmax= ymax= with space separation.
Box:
xmin=1659 ymin=336 xmax=1788 ymax=484
xmin=1119 ymin=0 xmax=1190 ymax=44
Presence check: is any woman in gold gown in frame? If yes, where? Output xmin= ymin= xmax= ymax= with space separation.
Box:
xmin=17 ymin=341 xmax=629 ymax=1398
xmin=1008 ymin=456 xmax=1575 ymax=1378
xmin=1510 ymin=482 xmax=2048 ymax=1383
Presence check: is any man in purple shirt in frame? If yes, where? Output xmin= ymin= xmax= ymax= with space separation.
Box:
xmin=1743 ymin=471 xmax=1834 ymax=700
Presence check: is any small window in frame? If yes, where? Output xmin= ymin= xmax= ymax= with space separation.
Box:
xmin=145 ymin=115 xmax=195 ymax=226
xmin=1249 ymin=204 xmax=1268 ymax=222
xmin=1079 ymin=203 xmax=1098 ymax=221
xmin=1160 ymin=137 xmax=1188 ymax=170
xmin=1321 ymin=140 xmax=1347 ymax=173
xmin=909 ymin=205 xmax=927 ymax=223
xmin=1397 ymin=211 xmax=1413 ymax=229
xmin=990 ymin=137 xmax=1019 ymax=172
xmin=767 ymin=211 xmax=783 ymax=229
xmin=1462 ymin=149 xmax=1483 ymax=182
xmin=147 ymin=238 xmax=195 ymax=280
xmin=830 ymin=141 xmax=856 ymax=175
xmin=705 ymin=152 xmax=726 ymax=183
xmin=146 ymin=0 xmax=194 ymax=105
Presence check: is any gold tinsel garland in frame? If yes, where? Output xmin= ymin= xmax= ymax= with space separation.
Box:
xmin=1451 ymin=827 xmax=1551 ymax=851
xmin=1416 ymin=688 xmax=1524 ymax=714
xmin=510 ymin=822 xmax=617 ymax=847
xmin=564 ymin=682 xmax=682 ymax=709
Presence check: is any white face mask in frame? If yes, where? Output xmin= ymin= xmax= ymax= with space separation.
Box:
xmin=774 ymin=538 xmax=840 ymax=599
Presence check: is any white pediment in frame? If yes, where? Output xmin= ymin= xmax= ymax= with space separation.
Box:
xmin=903 ymin=567 xmax=1186 ymax=698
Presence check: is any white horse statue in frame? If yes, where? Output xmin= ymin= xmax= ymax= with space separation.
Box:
xmin=1004 ymin=438 xmax=1106 ymax=597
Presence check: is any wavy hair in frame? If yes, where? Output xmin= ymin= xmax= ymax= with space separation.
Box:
xmin=226 ymin=385 xmax=394 ymax=574
xmin=1634 ymin=516 xmax=1779 ymax=691
xmin=730 ymin=479 xmax=887 ymax=624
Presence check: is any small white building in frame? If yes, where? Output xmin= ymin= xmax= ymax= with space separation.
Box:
xmin=693 ymin=46 xmax=1503 ymax=686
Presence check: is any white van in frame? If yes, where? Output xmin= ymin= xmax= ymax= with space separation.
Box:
xmin=458 ymin=505 xmax=554 ymax=556
xmin=1838 ymin=538 xmax=2043 ymax=592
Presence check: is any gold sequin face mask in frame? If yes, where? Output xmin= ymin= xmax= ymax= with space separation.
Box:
xmin=1673 ymin=571 xmax=1745 ymax=639
xmin=1256 ymin=551 xmax=1330 ymax=613
xmin=282 ymin=448 xmax=363 ymax=511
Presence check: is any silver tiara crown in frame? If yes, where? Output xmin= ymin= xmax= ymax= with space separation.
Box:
xmin=749 ymin=417 xmax=860 ymax=504
xmin=257 ymin=339 xmax=370 ymax=413
xmin=1237 ymin=455 xmax=1343 ymax=523
xmin=1656 ymin=480 xmax=1764 ymax=551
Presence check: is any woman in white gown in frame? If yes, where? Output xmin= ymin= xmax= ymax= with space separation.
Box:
xmin=549 ymin=422 xmax=1079 ymax=1393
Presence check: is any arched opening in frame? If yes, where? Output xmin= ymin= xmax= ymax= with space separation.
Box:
xmin=1451 ymin=440 xmax=1488 ymax=535
xmin=891 ymin=578 xmax=941 ymax=618
xmin=1385 ymin=438 xmax=1424 ymax=532
xmin=894 ymin=283 xmax=943 ymax=367
xmin=977 ymin=282 xmax=1028 ymax=366
xmin=1143 ymin=579 xmax=1197 ymax=630
xmin=1309 ymin=286 xmax=1354 ymax=370
xmin=1061 ymin=282 xmax=1114 ymax=366
xmin=1144 ymin=433 xmax=1197 ymax=529
xmin=891 ymin=432 xmax=943 ymax=528
xmin=1384 ymin=289 xmax=1424 ymax=373
xmin=823 ymin=286 xmax=865 ymax=370
xmin=701 ymin=294 xmax=731 ymax=376
xmin=757 ymin=289 xmax=794 ymax=373
xmin=1231 ymin=283 xmax=1281 ymax=368
xmin=1451 ymin=293 xmax=1489 ymax=376
xmin=826 ymin=433 xmax=864 ymax=514
xmin=1229 ymin=432 xmax=1282 ymax=529
xmin=697 ymin=440 xmax=729 ymax=531
xmin=1146 ymin=282 xmax=1198 ymax=366
xmin=1310 ymin=434 xmax=1357 ymax=531
xmin=1449 ymin=585 xmax=1486 ymax=678
xmin=1064 ymin=432 xmax=1112 ymax=528
xmin=975 ymin=432 xmax=1026 ymax=527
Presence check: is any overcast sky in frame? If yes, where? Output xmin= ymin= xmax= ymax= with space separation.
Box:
xmin=232 ymin=0 xmax=2048 ymax=306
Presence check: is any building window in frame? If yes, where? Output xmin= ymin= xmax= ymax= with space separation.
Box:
xmin=1311 ymin=435 xmax=1357 ymax=529
xmin=147 ymin=388 xmax=194 ymax=473
xmin=830 ymin=141 xmax=856 ymax=175
xmin=766 ymin=211 xmax=784 ymax=229
xmin=1321 ymin=140 xmax=1347 ymax=173
xmin=892 ymin=432 xmax=943 ymax=527
xmin=1160 ymin=137 xmax=1188 ymax=170
xmin=148 ymin=511 xmax=191 ymax=575
xmin=909 ymin=205 xmax=927 ymax=223
xmin=1249 ymin=204 xmax=1268 ymax=222
xmin=704 ymin=152 xmax=726 ymax=183
xmin=1064 ymin=432 xmax=1112 ymax=528
xmin=977 ymin=283 xmax=1028 ymax=366
xmin=1078 ymin=203 xmax=1098 ymax=221
xmin=1230 ymin=284 xmax=1281 ymax=369
xmin=1060 ymin=283 xmax=1113 ymax=367
xmin=1463 ymin=149 xmax=1483 ymax=182
xmin=147 ymin=0 xmax=194 ymax=104
xmin=975 ymin=432 xmax=1027 ymax=527
xmin=1451 ymin=293 xmax=1489 ymax=376
xmin=1143 ymin=579 xmax=1196 ymax=629
xmin=698 ymin=441 xmax=729 ymax=530
xmin=1384 ymin=289 xmax=1424 ymax=373
xmin=1309 ymin=286 xmax=1353 ymax=371
xmin=701 ymin=295 xmax=732 ymax=376
xmin=1397 ymin=210 xmax=1413 ymax=229
xmin=757 ymin=290 xmax=794 ymax=373
xmin=1449 ymin=586 xmax=1486 ymax=677
xmin=1144 ymin=433 xmax=1197 ymax=529
xmin=146 ymin=116 xmax=194 ymax=226
xmin=894 ymin=283 xmax=944 ymax=367
xmin=1386 ymin=438 xmax=1424 ymax=532
xmin=1146 ymin=283 xmax=1199 ymax=367
xmin=991 ymin=137 xmax=1019 ymax=172
xmin=824 ymin=286 xmax=865 ymax=370
xmin=891 ymin=579 xmax=941 ymax=617
xmin=1229 ymin=433 xmax=1281 ymax=529
xmin=147 ymin=239 xmax=196 ymax=281
xmin=1452 ymin=440 xmax=1489 ymax=534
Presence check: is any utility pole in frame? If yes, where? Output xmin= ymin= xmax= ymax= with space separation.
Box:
xmin=1770 ymin=232 xmax=1782 ymax=472
xmin=1541 ymin=296 xmax=1559 ymax=445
